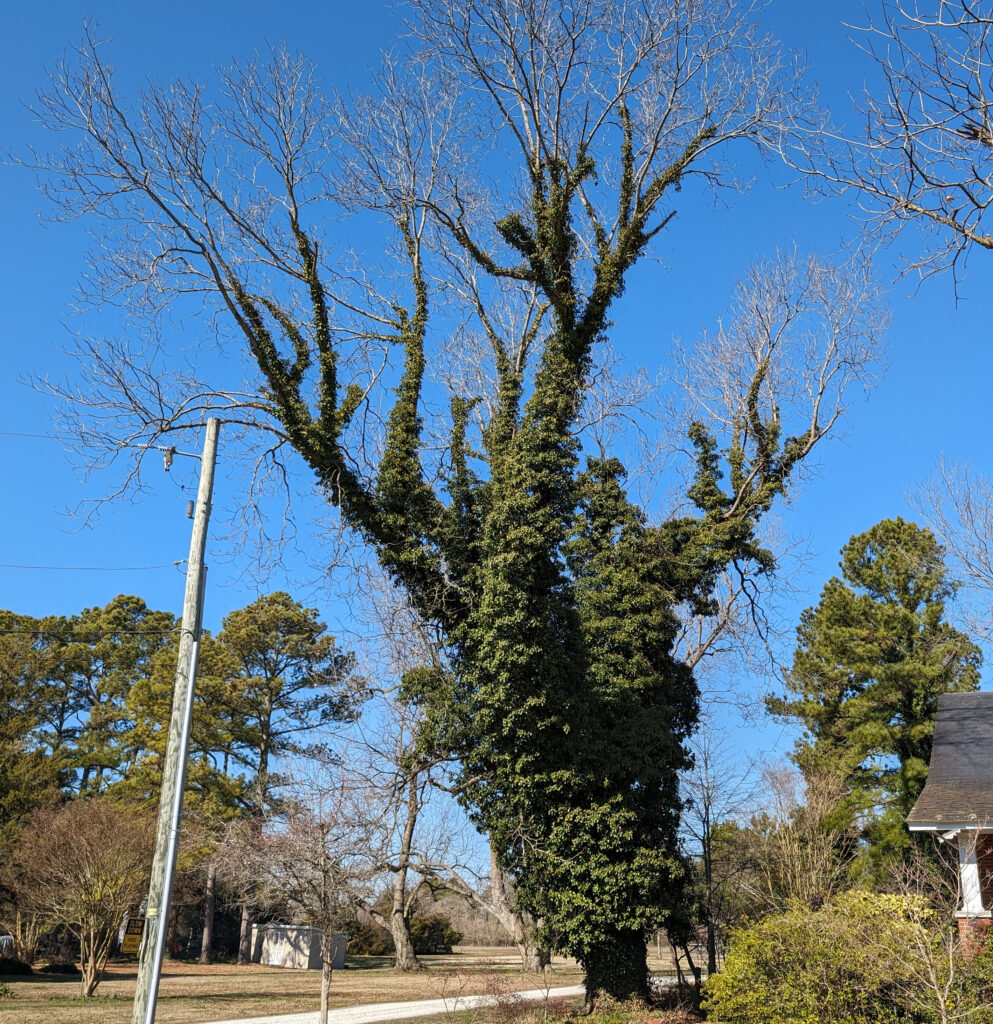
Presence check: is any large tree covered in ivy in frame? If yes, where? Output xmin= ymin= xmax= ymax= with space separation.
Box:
xmin=769 ymin=518 xmax=982 ymax=864
xmin=33 ymin=0 xmax=884 ymax=1001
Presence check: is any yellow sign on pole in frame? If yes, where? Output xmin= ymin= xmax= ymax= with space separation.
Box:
xmin=121 ymin=917 xmax=146 ymax=955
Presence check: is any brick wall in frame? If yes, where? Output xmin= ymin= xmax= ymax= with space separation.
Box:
xmin=958 ymin=915 xmax=993 ymax=953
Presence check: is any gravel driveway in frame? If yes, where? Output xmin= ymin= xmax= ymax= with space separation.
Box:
xmin=202 ymin=984 xmax=586 ymax=1024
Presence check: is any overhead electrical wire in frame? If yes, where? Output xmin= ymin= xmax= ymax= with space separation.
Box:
xmin=0 ymin=561 xmax=185 ymax=572
xmin=0 ymin=627 xmax=182 ymax=639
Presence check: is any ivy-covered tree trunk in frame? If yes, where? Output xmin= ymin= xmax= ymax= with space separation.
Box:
xmin=581 ymin=930 xmax=650 ymax=1005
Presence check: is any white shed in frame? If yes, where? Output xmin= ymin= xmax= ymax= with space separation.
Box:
xmin=250 ymin=924 xmax=347 ymax=970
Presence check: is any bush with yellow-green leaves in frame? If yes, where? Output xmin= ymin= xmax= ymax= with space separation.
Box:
xmin=703 ymin=889 xmax=993 ymax=1024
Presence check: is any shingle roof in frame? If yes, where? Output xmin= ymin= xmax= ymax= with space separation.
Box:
xmin=907 ymin=691 xmax=993 ymax=829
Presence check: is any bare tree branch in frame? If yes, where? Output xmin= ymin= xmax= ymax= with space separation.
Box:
xmin=910 ymin=456 xmax=993 ymax=641
xmin=788 ymin=0 xmax=993 ymax=282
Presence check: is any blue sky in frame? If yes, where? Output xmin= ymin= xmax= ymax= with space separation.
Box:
xmin=3 ymin=0 xmax=992 ymax=764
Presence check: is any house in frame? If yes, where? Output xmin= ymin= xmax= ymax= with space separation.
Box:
xmin=906 ymin=691 xmax=993 ymax=942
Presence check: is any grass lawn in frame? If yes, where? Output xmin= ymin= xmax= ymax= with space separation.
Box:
xmin=0 ymin=947 xmax=586 ymax=1024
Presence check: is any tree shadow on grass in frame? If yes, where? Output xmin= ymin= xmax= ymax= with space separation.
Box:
xmin=344 ymin=955 xmax=395 ymax=971
xmin=2 ymin=973 xmax=82 ymax=986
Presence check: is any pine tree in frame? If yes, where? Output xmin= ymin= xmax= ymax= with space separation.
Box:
xmin=0 ymin=611 xmax=64 ymax=853
xmin=216 ymin=592 xmax=365 ymax=810
xmin=21 ymin=596 xmax=178 ymax=796
xmin=112 ymin=630 xmax=246 ymax=817
xmin=769 ymin=518 xmax=981 ymax=862
xmin=214 ymin=592 xmax=364 ymax=962
xmin=74 ymin=596 xmax=179 ymax=795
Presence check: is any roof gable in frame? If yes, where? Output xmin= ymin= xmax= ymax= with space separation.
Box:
xmin=907 ymin=692 xmax=993 ymax=829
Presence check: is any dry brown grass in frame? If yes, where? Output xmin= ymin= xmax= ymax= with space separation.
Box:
xmin=0 ymin=948 xmax=584 ymax=1024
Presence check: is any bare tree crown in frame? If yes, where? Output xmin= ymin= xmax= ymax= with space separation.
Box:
xmin=793 ymin=0 xmax=993 ymax=281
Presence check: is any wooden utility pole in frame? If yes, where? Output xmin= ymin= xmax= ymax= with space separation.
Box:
xmin=132 ymin=417 xmax=219 ymax=1024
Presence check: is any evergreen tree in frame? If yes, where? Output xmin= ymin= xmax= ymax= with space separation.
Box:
xmin=17 ymin=596 xmax=178 ymax=796
xmin=25 ymin=613 xmax=89 ymax=767
xmin=211 ymin=592 xmax=364 ymax=962
xmin=112 ymin=630 xmax=246 ymax=820
xmin=215 ymin=592 xmax=365 ymax=812
xmin=768 ymin=518 xmax=981 ymax=862
xmin=0 ymin=599 xmax=176 ymax=845
xmin=0 ymin=612 xmax=64 ymax=853
xmin=68 ymin=596 xmax=178 ymax=794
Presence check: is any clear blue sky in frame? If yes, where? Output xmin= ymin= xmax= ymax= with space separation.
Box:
xmin=3 ymin=0 xmax=991 ymax=762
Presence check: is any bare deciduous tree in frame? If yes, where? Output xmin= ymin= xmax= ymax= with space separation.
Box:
xmin=741 ymin=765 xmax=858 ymax=914
xmin=793 ymin=0 xmax=993 ymax=281
xmin=910 ymin=457 xmax=993 ymax=640
xmin=255 ymin=783 xmax=373 ymax=1024
xmin=353 ymin=571 xmax=550 ymax=973
xmin=345 ymin=574 xmax=459 ymax=971
xmin=680 ymin=721 xmax=758 ymax=974
xmin=23 ymin=1 xmax=823 ymax=516
xmin=426 ymin=842 xmax=552 ymax=973
xmin=345 ymin=711 xmax=439 ymax=973
xmin=668 ymin=248 xmax=887 ymax=679
xmin=873 ymin=847 xmax=982 ymax=1024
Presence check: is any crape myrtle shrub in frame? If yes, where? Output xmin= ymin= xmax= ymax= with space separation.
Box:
xmin=703 ymin=890 xmax=993 ymax=1024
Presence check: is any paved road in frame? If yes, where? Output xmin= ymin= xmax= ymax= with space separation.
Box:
xmin=203 ymin=984 xmax=586 ymax=1024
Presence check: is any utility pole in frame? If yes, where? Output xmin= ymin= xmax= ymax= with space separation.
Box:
xmin=132 ymin=418 xmax=219 ymax=1024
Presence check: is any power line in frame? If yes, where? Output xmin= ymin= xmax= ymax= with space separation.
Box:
xmin=0 ymin=430 xmax=60 ymax=439
xmin=0 ymin=628 xmax=181 ymax=639
xmin=0 ymin=561 xmax=185 ymax=572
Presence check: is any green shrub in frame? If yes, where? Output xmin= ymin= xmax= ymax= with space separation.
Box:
xmin=0 ymin=958 xmax=32 ymax=976
xmin=347 ymin=922 xmax=394 ymax=956
xmin=702 ymin=891 xmax=927 ymax=1024
xmin=0 ymin=982 xmax=16 ymax=999
xmin=40 ymin=960 xmax=80 ymax=975
xmin=346 ymin=914 xmax=463 ymax=956
xmin=409 ymin=914 xmax=462 ymax=954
